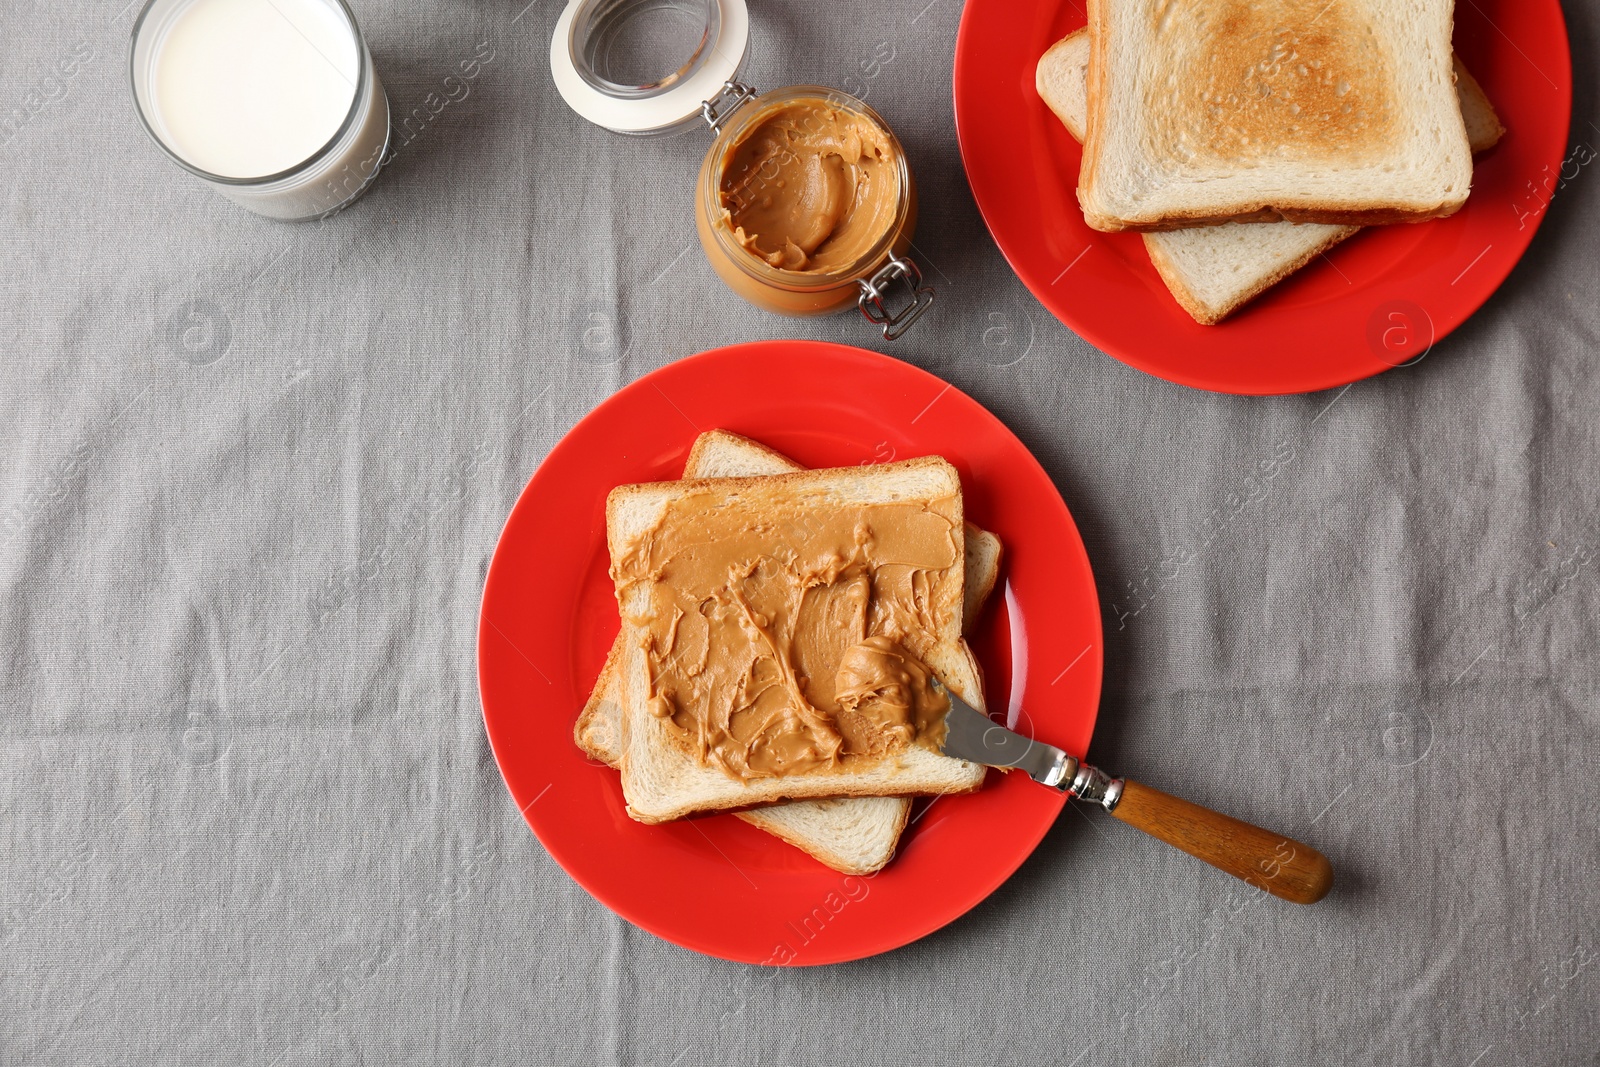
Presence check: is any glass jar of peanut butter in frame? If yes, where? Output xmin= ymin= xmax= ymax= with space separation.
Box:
xmin=692 ymin=85 xmax=931 ymax=335
xmin=550 ymin=0 xmax=935 ymax=339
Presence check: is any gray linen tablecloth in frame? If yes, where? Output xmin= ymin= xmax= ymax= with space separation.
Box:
xmin=3 ymin=1 xmax=1597 ymax=1063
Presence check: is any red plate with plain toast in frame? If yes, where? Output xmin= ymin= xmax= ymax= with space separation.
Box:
xmin=478 ymin=342 xmax=1102 ymax=965
xmin=954 ymin=0 xmax=1573 ymax=395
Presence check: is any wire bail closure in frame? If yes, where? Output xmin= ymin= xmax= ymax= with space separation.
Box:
xmin=700 ymin=80 xmax=757 ymax=134
xmin=857 ymin=253 xmax=935 ymax=340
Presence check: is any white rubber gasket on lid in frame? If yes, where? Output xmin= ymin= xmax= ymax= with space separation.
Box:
xmin=550 ymin=0 xmax=749 ymax=134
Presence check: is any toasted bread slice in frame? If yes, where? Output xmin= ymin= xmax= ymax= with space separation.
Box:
xmin=574 ymin=431 xmax=1004 ymax=873
xmin=609 ymin=458 xmax=987 ymax=824
xmin=1078 ymin=0 xmax=1473 ymax=231
xmin=1040 ymin=28 xmax=1503 ymax=322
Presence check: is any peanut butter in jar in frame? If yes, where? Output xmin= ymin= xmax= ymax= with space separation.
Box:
xmin=695 ymin=87 xmax=921 ymax=318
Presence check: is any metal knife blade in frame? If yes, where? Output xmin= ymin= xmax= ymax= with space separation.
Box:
xmin=933 ymin=678 xmax=1077 ymax=789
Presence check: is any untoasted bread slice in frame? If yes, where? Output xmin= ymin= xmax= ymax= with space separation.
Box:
xmin=1078 ymin=0 xmax=1473 ymax=231
xmin=1037 ymin=32 xmax=1095 ymax=143
xmin=1142 ymin=223 xmax=1358 ymax=324
xmin=964 ymin=526 xmax=1003 ymax=634
xmin=1039 ymin=28 xmax=1503 ymax=322
xmin=609 ymin=458 xmax=987 ymax=824
xmin=1453 ymin=57 xmax=1505 ymax=154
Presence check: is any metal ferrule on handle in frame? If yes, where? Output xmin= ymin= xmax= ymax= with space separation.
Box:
xmin=1067 ymin=762 xmax=1124 ymax=811
xmin=1047 ymin=755 xmax=1124 ymax=811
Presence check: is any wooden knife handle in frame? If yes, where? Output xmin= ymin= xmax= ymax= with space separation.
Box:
xmin=1109 ymin=779 xmax=1333 ymax=905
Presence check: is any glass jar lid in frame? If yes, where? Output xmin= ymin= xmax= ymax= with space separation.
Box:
xmin=550 ymin=0 xmax=749 ymax=135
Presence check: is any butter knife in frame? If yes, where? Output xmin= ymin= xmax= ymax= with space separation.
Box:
xmin=933 ymin=680 xmax=1333 ymax=905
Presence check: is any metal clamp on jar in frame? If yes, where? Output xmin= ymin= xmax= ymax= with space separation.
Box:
xmin=549 ymin=0 xmax=935 ymax=340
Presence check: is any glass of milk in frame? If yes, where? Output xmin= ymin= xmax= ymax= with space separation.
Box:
xmin=130 ymin=0 xmax=391 ymax=220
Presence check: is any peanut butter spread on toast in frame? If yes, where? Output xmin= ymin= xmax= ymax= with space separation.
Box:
xmin=611 ymin=485 xmax=961 ymax=780
xmin=834 ymin=636 xmax=951 ymax=758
